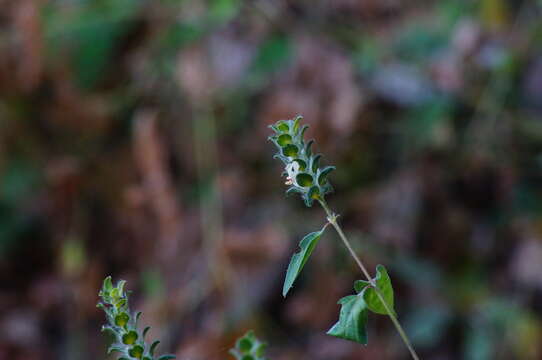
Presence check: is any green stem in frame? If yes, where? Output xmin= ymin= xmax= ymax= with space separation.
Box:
xmin=319 ymin=199 xmax=420 ymax=360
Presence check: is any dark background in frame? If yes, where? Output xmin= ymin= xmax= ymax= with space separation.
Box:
xmin=1 ymin=0 xmax=542 ymax=359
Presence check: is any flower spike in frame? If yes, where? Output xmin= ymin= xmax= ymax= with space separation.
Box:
xmin=97 ymin=276 xmax=176 ymax=360
xmin=268 ymin=116 xmax=335 ymax=207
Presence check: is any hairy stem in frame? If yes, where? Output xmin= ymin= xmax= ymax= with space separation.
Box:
xmin=319 ymin=199 xmax=420 ymax=360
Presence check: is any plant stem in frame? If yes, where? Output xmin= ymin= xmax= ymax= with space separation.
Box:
xmin=319 ymin=199 xmax=420 ymax=360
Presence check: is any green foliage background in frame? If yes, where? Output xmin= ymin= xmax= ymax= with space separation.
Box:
xmin=1 ymin=0 xmax=542 ymax=359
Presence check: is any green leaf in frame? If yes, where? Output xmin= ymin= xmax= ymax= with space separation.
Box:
xmin=303 ymin=193 xmax=315 ymax=207
xmin=114 ymin=312 xmax=130 ymax=327
xmin=103 ymin=276 xmax=113 ymax=293
xmin=116 ymin=280 xmax=126 ymax=295
xmin=156 ymin=355 xmax=176 ymax=360
xmin=107 ymin=345 xmax=124 ymax=354
xmin=115 ymin=298 xmax=127 ymax=309
xmin=295 ymin=173 xmax=313 ymax=187
xmin=142 ymin=326 xmax=151 ymax=339
xmin=122 ymin=330 xmax=138 ymax=345
xmin=128 ymin=344 xmax=144 ymax=358
xmin=285 ymin=187 xmax=304 ymax=197
xmin=299 ymin=124 xmax=309 ymax=139
xmin=254 ymin=343 xmax=267 ymax=357
xmin=150 ymin=340 xmax=160 ymax=356
xmin=305 ymin=140 xmax=315 ymax=157
xmin=293 ymin=158 xmax=307 ymax=171
xmin=101 ymin=325 xmax=115 ymax=335
xmin=327 ymin=294 xmax=369 ymax=344
xmin=134 ymin=311 xmax=142 ymax=326
xmin=282 ymin=226 xmax=327 ymax=297
xmin=353 ymin=279 xmax=369 ymax=293
xmin=318 ymin=166 xmax=336 ymax=185
xmin=292 ymin=115 xmax=302 ymax=132
xmin=277 ymin=134 xmax=293 ymax=146
xmin=307 ymin=186 xmax=320 ymax=200
xmin=238 ymin=337 xmax=253 ymax=353
xmin=276 ymin=120 xmax=289 ymax=132
xmin=321 ymin=181 xmax=334 ymax=195
xmin=282 ymin=144 xmax=298 ymax=157
xmin=354 ymin=265 xmax=395 ymax=316
xmin=310 ymin=153 xmax=321 ymax=173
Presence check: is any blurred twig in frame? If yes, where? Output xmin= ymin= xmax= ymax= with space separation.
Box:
xmin=133 ymin=109 xmax=183 ymax=265
xmin=192 ymin=106 xmax=234 ymax=294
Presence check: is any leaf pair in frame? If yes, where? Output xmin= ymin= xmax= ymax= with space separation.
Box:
xmin=281 ymin=228 xmax=396 ymax=346
xmin=327 ymin=265 xmax=395 ymax=345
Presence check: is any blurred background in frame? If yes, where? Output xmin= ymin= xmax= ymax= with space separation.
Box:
xmin=1 ymin=0 xmax=542 ymax=359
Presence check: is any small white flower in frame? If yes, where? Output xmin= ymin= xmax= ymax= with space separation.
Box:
xmin=285 ymin=161 xmax=300 ymax=186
